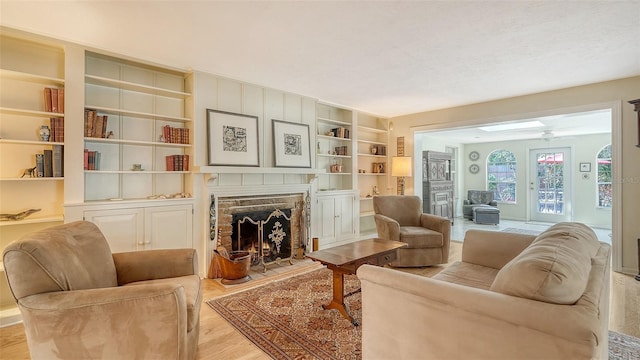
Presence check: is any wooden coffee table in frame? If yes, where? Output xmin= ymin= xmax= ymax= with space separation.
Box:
xmin=305 ymin=238 xmax=406 ymax=326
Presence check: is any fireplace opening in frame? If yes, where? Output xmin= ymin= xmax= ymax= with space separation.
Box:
xmin=231 ymin=208 xmax=293 ymax=271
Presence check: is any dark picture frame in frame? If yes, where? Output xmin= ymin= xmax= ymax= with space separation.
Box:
xmin=579 ymin=162 xmax=591 ymax=172
xmin=272 ymin=119 xmax=311 ymax=168
xmin=206 ymin=109 xmax=259 ymax=166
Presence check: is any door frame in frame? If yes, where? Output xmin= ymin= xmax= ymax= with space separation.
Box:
xmin=411 ymin=100 xmax=622 ymax=272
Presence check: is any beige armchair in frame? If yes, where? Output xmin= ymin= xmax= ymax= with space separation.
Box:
xmin=373 ymin=195 xmax=451 ymax=267
xmin=2 ymin=221 xmax=201 ymax=360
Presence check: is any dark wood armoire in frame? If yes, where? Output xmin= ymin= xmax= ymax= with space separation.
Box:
xmin=422 ymin=151 xmax=454 ymax=222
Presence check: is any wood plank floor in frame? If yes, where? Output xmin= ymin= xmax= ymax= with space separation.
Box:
xmin=1 ymin=242 xmax=638 ymax=359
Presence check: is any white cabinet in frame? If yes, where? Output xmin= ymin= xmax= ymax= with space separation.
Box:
xmin=315 ymin=192 xmax=357 ymax=249
xmin=84 ymin=204 xmax=192 ymax=253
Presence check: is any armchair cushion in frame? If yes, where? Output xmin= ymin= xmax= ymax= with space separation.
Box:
xmin=400 ymin=227 xmax=444 ymax=248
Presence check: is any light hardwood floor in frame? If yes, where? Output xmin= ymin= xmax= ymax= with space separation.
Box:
xmin=1 ymin=242 xmax=638 ymax=359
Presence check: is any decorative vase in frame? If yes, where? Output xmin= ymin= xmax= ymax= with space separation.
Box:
xmin=39 ymin=125 xmax=50 ymax=142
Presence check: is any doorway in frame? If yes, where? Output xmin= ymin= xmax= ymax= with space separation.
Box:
xmin=529 ymin=147 xmax=572 ymax=223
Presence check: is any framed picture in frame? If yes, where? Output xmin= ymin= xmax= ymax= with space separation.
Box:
xmin=206 ymin=109 xmax=259 ymax=166
xmin=579 ymin=162 xmax=591 ymax=172
xmin=272 ymin=119 xmax=311 ymax=168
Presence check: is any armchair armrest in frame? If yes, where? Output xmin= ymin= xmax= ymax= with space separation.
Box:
xmin=463 ymin=199 xmax=471 ymax=205
xmin=113 ymin=248 xmax=198 ymax=285
xmin=462 ymin=230 xmax=535 ymax=269
xmin=18 ymin=284 xmax=188 ymax=359
xmin=489 ymin=200 xmax=498 ymax=206
xmin=420 ymin=213 xmax=450 ymax=234
xmin=374 ymin=214 xmax=400 ymax=241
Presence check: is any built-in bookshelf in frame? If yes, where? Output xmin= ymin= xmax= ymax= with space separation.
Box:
xmin=315 ymin=103 xmax=354 ymax=191
xmin=356 ymin=113 xmax=390 ymax=237
xmin=0 ymin=32 xmax=66 ymax=324
xmin=83 ymin=52 xmax=193 ymax=202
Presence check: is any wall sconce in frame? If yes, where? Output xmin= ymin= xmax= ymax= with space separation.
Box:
xmin=392 ymin=156 xmax=412 ymax=195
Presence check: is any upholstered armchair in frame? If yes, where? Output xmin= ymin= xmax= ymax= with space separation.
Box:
xmin=2 ymin=221 xmax=201 ymax=360
xmin=373 ymin=195 xmax=451 ymax=267
xmin=462 ymin=190 xmax=498 ymax=219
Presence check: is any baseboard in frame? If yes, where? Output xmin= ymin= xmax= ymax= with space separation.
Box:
xmin=0 ymin=306 xmax=22 ymax=328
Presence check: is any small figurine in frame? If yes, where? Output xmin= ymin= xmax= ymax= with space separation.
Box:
xmin=21 ymin=166 xmax=37 ymax=178
xmin=372 ymin=185 xmax=380 ymax=196
xmin=107 ymin=131 xmax=115 ymax=139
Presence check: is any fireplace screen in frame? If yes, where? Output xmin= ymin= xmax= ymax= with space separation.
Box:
xmin=232 ymin=208 xmax=293 ymax=271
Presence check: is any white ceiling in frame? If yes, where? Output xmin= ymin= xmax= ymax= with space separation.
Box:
xmin=1 ymin=1 xmax=639 ymax=118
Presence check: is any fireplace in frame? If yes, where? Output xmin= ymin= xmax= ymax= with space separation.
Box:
xmin=210 ymin=193 xmax=308 ymax=274
xmin=232 ymin=208 xmax=293 ymax=270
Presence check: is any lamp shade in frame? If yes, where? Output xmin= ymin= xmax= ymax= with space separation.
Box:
xmin=391 ymin=156 xmax=412 ymax=177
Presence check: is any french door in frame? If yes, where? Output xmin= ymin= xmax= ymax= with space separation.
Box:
xmin=529 ymin=147 xmax=572 ymax=223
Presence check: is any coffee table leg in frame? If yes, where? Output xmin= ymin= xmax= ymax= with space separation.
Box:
xmin=322 ymin=268 xmax=359 ymax=326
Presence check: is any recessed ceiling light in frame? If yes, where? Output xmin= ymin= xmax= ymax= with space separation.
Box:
xmin=478 ymin=121 xmax=545 ymax=132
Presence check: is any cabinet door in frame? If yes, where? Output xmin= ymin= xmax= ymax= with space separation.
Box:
xmin=317 ymin=197 xmax=337 ymax=245
xmin=144 ymin=205 xmax=193 ymax=249
xmin=84 ymin=208 xmax=144 ymax=253
xmin=335 ymin=195 xmax=355 ymax=241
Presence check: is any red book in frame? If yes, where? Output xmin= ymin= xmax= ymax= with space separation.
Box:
xmin=51 ymin=88 xmax=58 ymax=113
xmin=84 ymin=149 xmax=89 ymax=170
xmin=44 ymin=88 xmax=52 ymax=112
xmin=57 ymin=88 xmax=64 ymax=113
xmin=183 ymin=154 xmax=189 ymax=171
xmin=165 ymin=155 xmax=174 ymax=171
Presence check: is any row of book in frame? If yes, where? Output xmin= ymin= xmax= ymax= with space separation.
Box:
xmin=84 ymin=149 xmax=101 ymax=170
xmin=84 ymin=109 xmax=109 ymax=138
xmin=49 ymin=117 xmax=64 ymax=142
xmin=34 ymin=146 xmax=64 ymax=177
xmin=44 ymin=87 xmax=64 ymax=114
xmin=330 ymin=127 xmax=350 ymax=139
xmin=166 ymin=155 xmax=190 ymax=171
xmin=334 ymin=145 xmax=348 ymax=156
xmin=370 ymin=144 xmax=387 ymax=155
xmin=162 ymin=125 xmax=189 ymax=144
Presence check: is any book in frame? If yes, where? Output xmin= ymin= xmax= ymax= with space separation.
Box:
xmin=35 ymin=153 xmax=45 ymax=177
xmin=43 ymin=149 xmax=53 ymax=177
xmin=44 ymin=88 xmax=52 ymax=113
xmin=52 ymin=145 xmax=63 ymax=177
xmin=101 ymin=115 xmax=108 ymax=138
xmin=57 ymin=88 xmax=64 ymax=113
xmin=166 ymin=155 xmax=175 ymax=171
xmin=84 ymin=149 xmax=89 ymax=170
xmin=51 ymin=88 xmax=58 ymax=113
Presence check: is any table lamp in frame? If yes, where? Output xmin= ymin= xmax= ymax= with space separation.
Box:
xmin=392 ymin=156 xmax=412 ymax=195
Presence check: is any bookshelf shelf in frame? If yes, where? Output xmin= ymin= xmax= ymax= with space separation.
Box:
xmin=357 ymin=153 xmax=387 ymax=158
xmin=0 ymin=69 xmax=64 ymax=85
xmin=0 ymin=107 xmax=64 ymax=118
xmin=0 ymin=215 xmax=64 ymax=227
xmin=317 ymin=153 xmax=351 ymax=159
xmin=84 ymin=137 xmax=191 ymax=148
xmin=0 ymin=177 xmax=64 ymax=181
xmin=85 ymin=170 xmax=189 ymax=174
xmin=357 ymin=139 xmax=386 ymax=145
xmin=85 ymin=74 xmax=191 ymax=99
xmin=316 ymin=117 xmax=351 ymax=126
xmin=85 ymin=105 xmax=191 ymax=123
xmin=0 ymin=139 xmax=64 ymax=146
xmin=358 ymin=125 xmax=387 ymax=134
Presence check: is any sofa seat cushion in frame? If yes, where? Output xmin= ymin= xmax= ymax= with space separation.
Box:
xmin=125 ymin=275 xmax=202 ymax=332
xmin=432 ymin=261 xmax=499 ymax=290
xmin=400 ymin=227 xmax=443 ymax=248
xmin=490 ymin=222 xmax=600 ymax=305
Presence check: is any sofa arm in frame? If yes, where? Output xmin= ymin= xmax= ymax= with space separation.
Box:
xmin=18 ymin=284 xmax=188 ymax=359
xmin=462 ymin=230 xmax=535 ymax=269
xmin=374 ymin=214 xmax=401 ymax=241
xmin=113 ymin=248 xmax=198 ymax=285
xmin=357 ymin=265 xmax=603 ymax=360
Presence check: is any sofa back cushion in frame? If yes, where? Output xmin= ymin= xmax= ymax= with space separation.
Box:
xmin=3 ymin=221 xmax=118 ymax=300
xmin=373 ymin=195 xmax=421 ymax=226
xmin=490 ymin=222 xmax=600 ymax=305
xmin=468 ymin=190 xmax=494 ymax=205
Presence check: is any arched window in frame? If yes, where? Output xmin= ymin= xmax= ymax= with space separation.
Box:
xmin=487 ymin=149 xmax=517 ymax=203
xmin=597 ymin=144 xmax=612 ymax=208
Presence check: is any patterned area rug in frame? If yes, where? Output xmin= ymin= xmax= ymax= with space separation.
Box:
xmin=207 ymin=268 xmax=639 ymax=360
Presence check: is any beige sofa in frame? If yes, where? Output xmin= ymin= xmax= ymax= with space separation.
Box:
xmin=3 ymin=221 xmax=201 ymax=359
xmin=358 ymin=222 xmax=611 ymax=360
